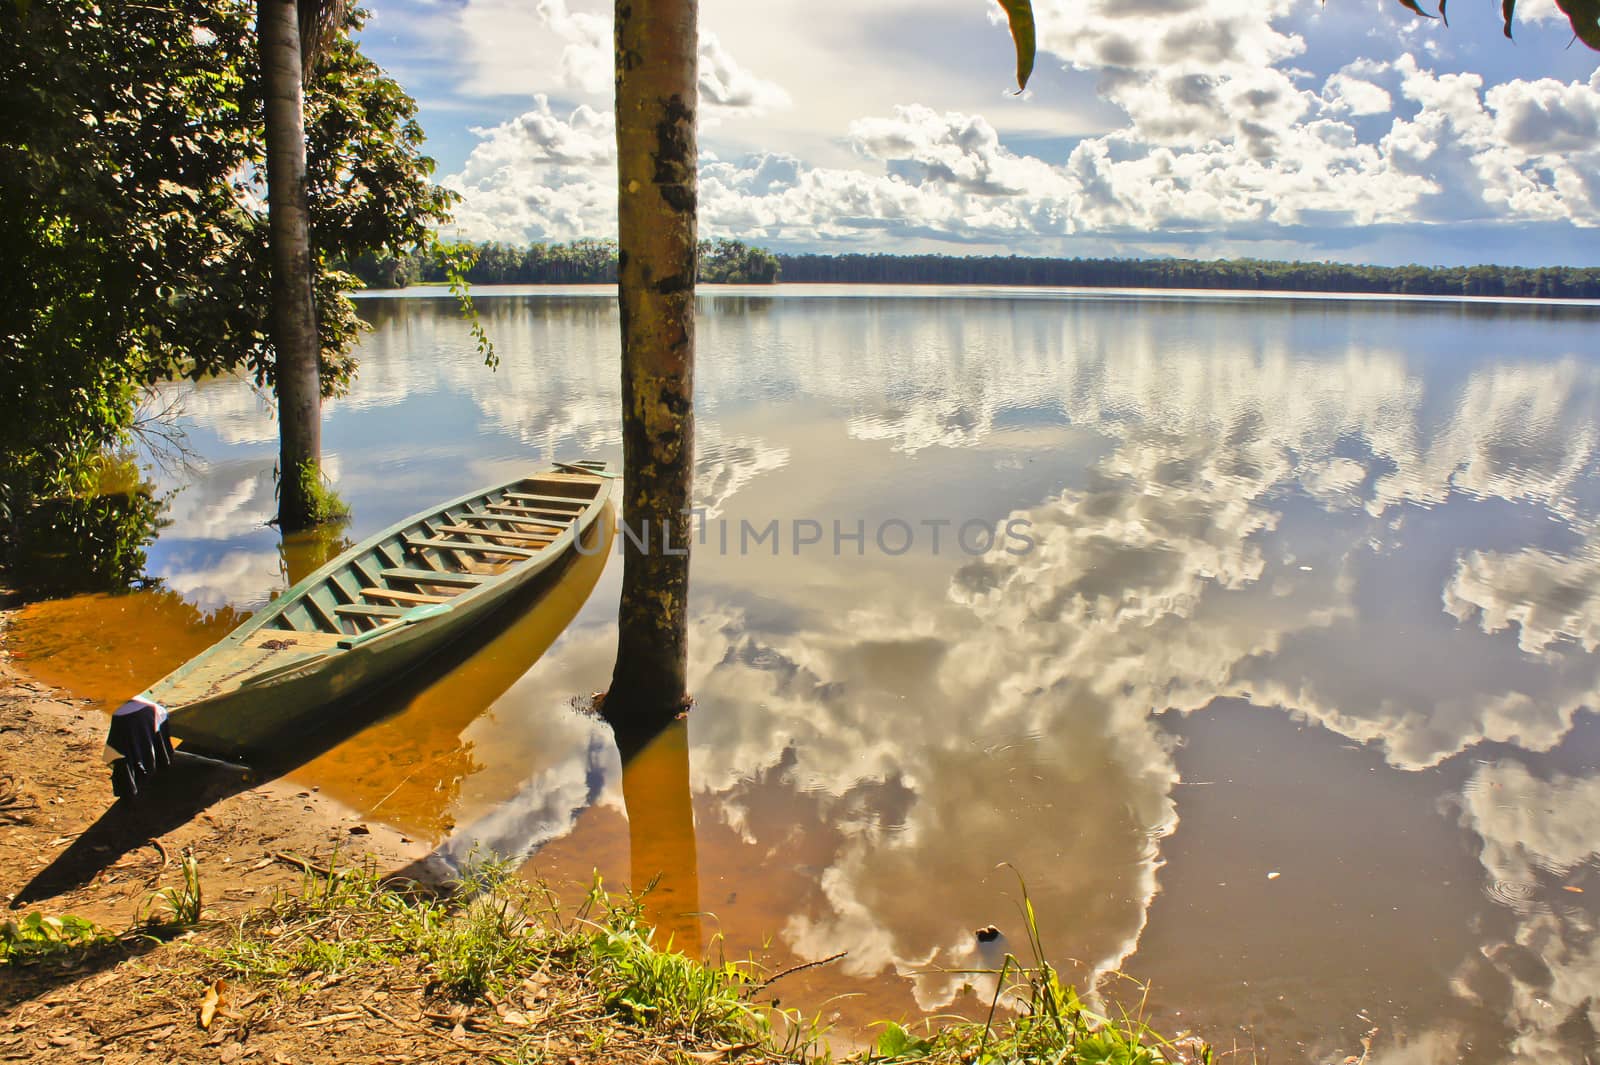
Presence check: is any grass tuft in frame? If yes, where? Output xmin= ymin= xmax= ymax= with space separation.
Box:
xmin=0 ymin=912 xmax=114 ymax=965
xmin=129 ymin=856 xmax=1207 ymax=1064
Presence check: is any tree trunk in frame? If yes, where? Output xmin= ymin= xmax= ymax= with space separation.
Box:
xmin=605 ymin=0 xmax=697 ymax=724
xmin=259 ymin=0 xmax=324 ymax=532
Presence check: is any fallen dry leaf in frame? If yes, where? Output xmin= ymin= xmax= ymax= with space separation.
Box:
xmin=199 ymin=979 xmax=226 ymax=1030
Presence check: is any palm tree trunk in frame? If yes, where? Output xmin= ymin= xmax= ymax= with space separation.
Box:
xmin=605 ymin=0 xmax=697 ymax=723
xmin=259 ymin=0 xmax=323 ymax=532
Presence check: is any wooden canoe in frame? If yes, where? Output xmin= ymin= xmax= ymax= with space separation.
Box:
xmin=139 ymin=461 xmax=613 ymax=755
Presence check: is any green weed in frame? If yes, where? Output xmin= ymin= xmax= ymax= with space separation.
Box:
xmin=0 ymin=912 xmax=114 ymax=965
xmin=189 ymin=857 xmax=1202 ymax=1065
xmin=867 ymin=866 xmax=1211 ymax=1064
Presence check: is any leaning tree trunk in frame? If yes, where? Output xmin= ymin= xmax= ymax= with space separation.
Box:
xmin=259 ymin=0 xmax=324 ymax=532
xmin=605 ymin=0 xmax=697 ymax=723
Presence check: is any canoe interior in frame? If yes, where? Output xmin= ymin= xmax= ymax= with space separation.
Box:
xmin=265 ymin=464 xmax=607 ymax=638
xmin=146 ymin=462 xmax=609 ymax=717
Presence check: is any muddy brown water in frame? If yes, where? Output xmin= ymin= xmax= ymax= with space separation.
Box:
xmin=12 ymin=286 xmax=1600 ymax=1062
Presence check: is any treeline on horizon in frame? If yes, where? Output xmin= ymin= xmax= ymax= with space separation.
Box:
xmin=776 ymin=253 xmax=1600 ymax=298
xmin=348 ymin=240 xmax=1600 ymax=299
xmin=348 ymin=238 xmax=781 ymax=287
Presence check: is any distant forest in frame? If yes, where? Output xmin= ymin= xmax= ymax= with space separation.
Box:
xmin=348 ymin=240 xmax=1600 ymax=299
xmin=348 ymin=238 xmax=780 ymax=287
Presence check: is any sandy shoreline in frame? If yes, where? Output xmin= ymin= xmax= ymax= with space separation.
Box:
xmin=0 ymin=603 xmax=433 ymax=930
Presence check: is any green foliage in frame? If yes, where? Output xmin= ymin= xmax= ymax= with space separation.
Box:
xmin=348 ymin=238 xmax=786 ymax=288
xmin=1 ymin=0 xmax=256 ymax=532
xmin=157 ymin=849 xmax=206 ymax=926
xmin=403 ymin=865 xmax=539 ymax=998
xmin=997 ymin=0 xmax=1035 ymax=91
xmin=0 ymin=912 xmax=114 ymax=965
xmin=285 ymin=459 xmax=350 ymax=525
xmin=173 ymin=5 xmax=460 ymax=400
xmin=700 ymin=239 xmax=782 ymax=284
xmin=7 ymin=454 xmax=168 ymax=595
xmin=196 ymin=860 xmax=1207 ymax=1064
xmin=439 ymin=242 xmax=499 ymax=369
xmin=1405 ymin=0 xmax=1600 ymax=49
xmin=860 ymin=869 xmax=1212 ymax=1064
xmin=1 ymin=0 xmax=455 ymax=569
xmin=583 ymin=897 xmax=763 ymax=1042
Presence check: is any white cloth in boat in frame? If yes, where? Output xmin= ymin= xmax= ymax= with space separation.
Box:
xmin=104 ymin=696 xmax=174 ymax=798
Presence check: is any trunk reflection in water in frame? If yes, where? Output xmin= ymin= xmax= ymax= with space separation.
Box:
xmin=616 ymin=720 xmax=702 ymax=958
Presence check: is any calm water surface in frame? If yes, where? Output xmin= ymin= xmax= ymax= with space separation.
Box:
xmin=15 ymin=285 xmax=1600 ymax=1063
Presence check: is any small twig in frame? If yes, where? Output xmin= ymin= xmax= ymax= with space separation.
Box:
xmin=272 ymin=851 xmax=337 ymax=879
xmin=363 ymin=1004 xmax=476 ymax=1050
xmin=294 ymin=1011 xmax=363 ymax=1029
xmin=98 ymin=1019 xmax=178 ymax=1046
xmin=752 ymin=950 xmax=847 ymax=994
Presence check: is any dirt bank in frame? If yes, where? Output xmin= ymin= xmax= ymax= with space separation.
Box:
xmin=0 ymin=606 xmax=429 ymax=931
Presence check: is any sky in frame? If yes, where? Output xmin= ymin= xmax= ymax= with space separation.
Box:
xmin=355 ymin=0 xmax=1600 ymax=267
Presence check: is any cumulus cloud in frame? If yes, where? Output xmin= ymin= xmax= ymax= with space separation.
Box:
xmin=1323 ymin=72 xmax=1394 ymax=116
xmin=1488 ymin=69 xmax=1600 ymax=155
xmin=699 ymin=31 xmax=791 ymax=112
xmin=446 ymin=76 xmax=1590 ymax=243
xmin=435 ymin=0 xmax=1599 ymax=247
xmin=467 ymin=96 xmax=616 ymax=168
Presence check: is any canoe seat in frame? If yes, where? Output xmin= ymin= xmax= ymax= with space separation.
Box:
xmin=455 ymin=512 xmax=563 ymax=531
xmin=361 ymin=588 xmax=447 ymax=606
xmin=335 ymin=603 xmax=408 ymax=619
xmin=492 ymin=504 xmax=577 ymax=520
xmin=405 ymin=536 xmax=535 ymax=559
xmin=484 ymin=504 xmax=569 ymax=527
xmin=435 ymin=523 xmax=555 ymax=546
xmin=380 ymin=567 xmax=486 ymax=587
xmin=504 ymin=492 xmax=585 ymax=508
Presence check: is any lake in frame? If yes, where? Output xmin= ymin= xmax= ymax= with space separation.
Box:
xmin=14 ymin=285 xmax=1600 ymax=1063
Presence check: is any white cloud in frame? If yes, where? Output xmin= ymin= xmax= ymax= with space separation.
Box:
xmin=467 ymin=96 xmax=616 ymax=168
xmin=402 ymin=0 xmax=1600 ymax=254
xmin=1324 ymin=71 xmax=1394 ymax=116
xmin=1488 ymin=69 xmax=1600 ymax=155
xmin=699 ymin=31 xmax=791 ymax=113
xmin=446 ymin=38 xmax=1600 ymax=247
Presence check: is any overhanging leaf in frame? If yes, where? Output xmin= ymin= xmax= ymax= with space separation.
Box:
xmin=1393 ymin=0 xmax=1436 ymax=19
xmin=1553 ymin=0 xmax=1600 ymax=48
xmin=1503 ymin=0 xmax=1517 ymax=38
xmin=996 ymin=0 xmax=1035 ymax=92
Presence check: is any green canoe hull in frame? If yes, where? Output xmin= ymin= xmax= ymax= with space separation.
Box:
xmin=141 ymin=462 xmax=612 ymax=756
